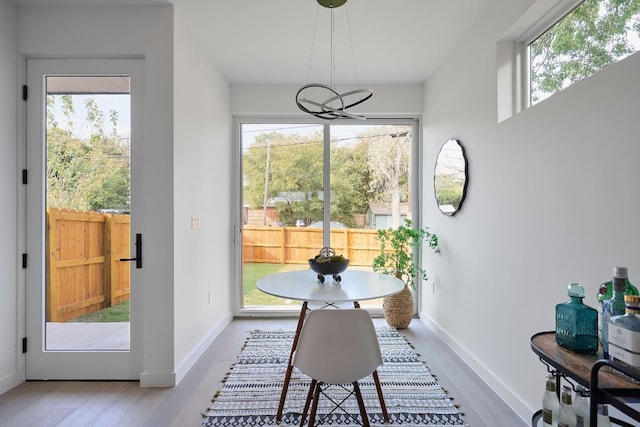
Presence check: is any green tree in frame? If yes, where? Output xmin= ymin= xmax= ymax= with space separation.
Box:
xmin=46 ymin=94 xmax=130 ymax=212
xmin=330 ymin=140 xmax=372 ymax=227
xmin=243 ymin=130 xmax=374 ymax=227
xmin=85 ymin=97 xmax=105 ymax=141
xmin=434 ymin=174 xmax=464 ymax=208
xmin=47 ymin=127 xmax=93 ymax=210
xmin=243 ymin=132 xmax=324 ymax=225
xmin=242 ymin=126 xmax=412 ymax=227
xmin=531 ymin=0 xmax=640 ymax=102
xmin=365 ymin=126 xmax=411 ymax=228
xmin=61 ymin=94 xmax=75 ymax=130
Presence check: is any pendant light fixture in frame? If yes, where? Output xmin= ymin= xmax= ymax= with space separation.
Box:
xmin=295 ymin=0 xmax=373 ymax=120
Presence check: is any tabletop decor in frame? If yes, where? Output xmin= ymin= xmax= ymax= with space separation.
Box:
xmin=373 ymin=219 xmax=439 ymax=328
xmin=202 ymin=328 xmax=468 ymax=426
xmin=308 ymin=247 xmax=349 ymax=282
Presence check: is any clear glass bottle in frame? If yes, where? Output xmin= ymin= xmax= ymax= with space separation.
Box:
xmin=556 ymin=283 xmax=598 ymax=353
xmin=558 ymin=385 xmax=576 ymax=427
xmin=602 ymin=267 xmax=629 ymax=359
xmin=542 ymin=373 xmax=560 ymax=426
xmin=573 ymin=385 xmax=590 ymax=427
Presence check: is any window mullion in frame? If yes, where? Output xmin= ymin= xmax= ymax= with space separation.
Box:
xmin=322 ymin=123 xmax=331 ymax=248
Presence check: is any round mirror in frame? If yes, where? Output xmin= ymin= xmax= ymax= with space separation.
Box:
xmin=434 ymin=139 xmax=468 ymax=216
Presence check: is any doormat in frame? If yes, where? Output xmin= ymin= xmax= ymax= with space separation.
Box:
xmin=202 ymin=328 xmax=468 ymax=426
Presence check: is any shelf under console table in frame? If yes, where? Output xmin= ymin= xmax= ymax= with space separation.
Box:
xmin=530 ymin=331 xmax=640 ymax=427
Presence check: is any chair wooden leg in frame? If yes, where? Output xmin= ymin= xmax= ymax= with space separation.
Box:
xmin=277 ymin=302 xmax=308 ymax=422
xmin=353 ymin=381 xmax=371 ymax=427
xmin=372 ymin=369 xmax=389 ymax=422
xmin=308 ymin=382 xmax=322 ymax=427
xmin=300 ymin=379 xmax=317 ymax=427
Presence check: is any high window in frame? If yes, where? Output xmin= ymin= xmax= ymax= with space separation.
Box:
xmin=236 ymin=119 xmax=419 ymax=315
xmin=529 ymin=0 xmax=640 ymax=105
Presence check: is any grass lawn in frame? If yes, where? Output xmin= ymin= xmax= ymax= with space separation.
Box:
xmin=71 ymin=300 xmax=130 ymax=322
xmin=243 ymin=263 xmax=305 ymax=306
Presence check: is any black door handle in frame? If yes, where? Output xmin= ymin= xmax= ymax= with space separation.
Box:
xmin=120 ymin=233 xmax=142 ymax=268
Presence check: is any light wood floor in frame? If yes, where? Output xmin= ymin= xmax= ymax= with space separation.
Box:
xmin=0 ymin=317 xmax=528 ymax=427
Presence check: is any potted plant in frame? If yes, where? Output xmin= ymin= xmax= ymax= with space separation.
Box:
xmin=372 ymin=218 xmax=439 ymax=328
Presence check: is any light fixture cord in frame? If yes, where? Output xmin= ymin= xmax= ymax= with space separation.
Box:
xmin=331 ymin=7 xmax=335 ymax=89
xmin=305 ymin=5 xmax=321 ymax=85
xmin=344 ymin=4 xmax=361 ymax=88
xmin=330 ymin=7 xmax=337 ymax=110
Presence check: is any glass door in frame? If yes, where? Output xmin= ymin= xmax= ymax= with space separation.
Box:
xmin=240 ymin=123 xmax=325 ymax=311
xmin=329 ymin=123 xmax=414 ymax=309
xmin=25 ymin=58 xmax=142 ymax=379
xmin=238 ymin=120 xmax=417 ymax=314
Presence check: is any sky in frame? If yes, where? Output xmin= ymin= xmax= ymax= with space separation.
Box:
xmin=47 ymin=93 xmax=131 ymax=141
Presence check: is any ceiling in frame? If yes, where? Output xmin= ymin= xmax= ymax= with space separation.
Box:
xmin=11 ymin=0 xmax=489 ymax=85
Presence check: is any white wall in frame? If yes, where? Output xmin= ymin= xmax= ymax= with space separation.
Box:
xmin=420 ymin=0 xmax=640 ymax=421
xmin=17 ymin=5 xmax=176 ymax=386
xmin=0 ymin=0 xmax=20 ymax=395
xmin=5 ymin=2 xmax=235 ymax=392
xmin=231 ymin=84 xmax=424 ymax=117
xmin=173 ymin=7 xmax=233 ymax=384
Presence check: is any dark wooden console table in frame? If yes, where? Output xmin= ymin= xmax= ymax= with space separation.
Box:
xmin=530 ymin=331 xmax=640 ymax=427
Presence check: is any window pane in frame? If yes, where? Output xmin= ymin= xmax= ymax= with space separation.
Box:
xmin=329 ymin=124 xmax=414 ymax=309
xmin=529 ymin=0 xmax=640 ymax=105
xmin=240 ymin=122 xmax=415 ymax=312
xmin=45 ymin=76 xmax=131 ymax=350
xmin=241 ymin=124 xmax=324 ymax=310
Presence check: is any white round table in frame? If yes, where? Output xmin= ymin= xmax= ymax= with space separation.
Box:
xmin=256 ymin=269 xmax=405 ymax=304
xmin=256 ymin=269 xmax=405 ymax=421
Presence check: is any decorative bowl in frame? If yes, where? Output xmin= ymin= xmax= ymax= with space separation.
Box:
xmin=308 ymin=258 xmax=349 ymax=276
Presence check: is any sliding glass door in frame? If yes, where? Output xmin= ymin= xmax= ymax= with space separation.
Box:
xmin=238 ymin=119 xmax=418 ymax=314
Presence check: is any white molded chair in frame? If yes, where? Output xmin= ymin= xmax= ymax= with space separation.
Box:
xmin=293 ymin=308 xmax=383 ymax=427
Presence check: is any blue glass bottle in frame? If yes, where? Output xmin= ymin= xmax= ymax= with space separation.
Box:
xmin=602 ymin=267 xmax=628 ymax=359
xmin=556 ymin=283 xmax=598 ymax=353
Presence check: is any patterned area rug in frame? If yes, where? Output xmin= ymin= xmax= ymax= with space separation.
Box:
xmin=202 ymin=328 xmax=468 ymax=426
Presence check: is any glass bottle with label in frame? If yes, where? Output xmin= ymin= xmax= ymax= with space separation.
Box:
xmin=602 ymin=267 xmax=628 ymax=359
xmin=608 ymin=295 xmax=640 ymax=364
xmin=573 ymin=385 xmax=589 ymax=427
xmin=556 ymin=283 xmax=598 ymax=353
xmin=597 ymin=267 xmax=638 ymax=303
xmin=542 ymin=373 xmax=560 ymax=426
xmin=598 ymin=267 xmax=638 ymax=350
xmin=558 ymin=385 xmax=576 ymax=427
xmin=610 ymin=295 xmax=640 ymax=331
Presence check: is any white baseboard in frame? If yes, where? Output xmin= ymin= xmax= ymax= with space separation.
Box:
xmin=173 ymin=313 xmax=233 ymax=385
xmin=418 ymin=311 xmax=532 ymax=425
xmin=0 ymin=371 xmax=23 ymax=395
xmin=139 ymin=371 xmax=176 ymax=387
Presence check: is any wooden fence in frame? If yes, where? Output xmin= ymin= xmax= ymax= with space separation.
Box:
xmin=46 ymin=215 xmax=383 ymax=322
xmin=46 ymin=208 xmax=131 ymax=322
xmin=242 ymin=226 xmax=381 ymax=266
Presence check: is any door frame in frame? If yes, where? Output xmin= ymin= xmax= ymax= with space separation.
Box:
xmin=23 ymin=58 xmax=143 ymax=380
xmin=233 ymin=118 xmax=422 ymax=317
